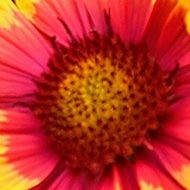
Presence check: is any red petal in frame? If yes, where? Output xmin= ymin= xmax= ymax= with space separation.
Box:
xmin=142 ymin=0 xmax=190 ymax=71
xmin=153 ymin=140 xmax=190 ymax=189
xmin=103 ymin=0 xmax=155 ymax=44
xmin=0 ymin=109 xmax=58 ymax=189
xmin=16 ymin=0 xmax=107 ymax=45
xmin=135 ymin=149 xmax=185 ymax=190
xmin=161 ymin=97 xmax=190 ymax=143
xmin=114 ymin=163 xmax=139 ymax=190
xmin=0 ymin=2 xmax=52 ymax=76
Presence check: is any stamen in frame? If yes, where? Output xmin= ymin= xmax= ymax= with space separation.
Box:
xmin=33 ymin=34 xmax=173 ymax=174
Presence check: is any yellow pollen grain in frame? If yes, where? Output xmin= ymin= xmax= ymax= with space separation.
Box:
xmin=15 ymin=0 xmax=39 ymax=20
xmin=140 ymin=181 xmax=164 ymax=190
xmin=0 ymin=0 xmax=21 ymax=29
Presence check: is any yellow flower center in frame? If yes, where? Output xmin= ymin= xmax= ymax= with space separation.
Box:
xmin=33 ymin=35 xmax=172 ymax=174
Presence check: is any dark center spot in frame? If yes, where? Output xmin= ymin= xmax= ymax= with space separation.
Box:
xmin=33 ymin=35 xmax=173 ymax=174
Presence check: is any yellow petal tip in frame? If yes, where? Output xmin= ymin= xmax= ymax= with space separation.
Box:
xmin=185 ymin=11 xmax=190 ymax=34
xmin=140 ymin=181 xmax=164 ymax=190
xmin=0 ymin=1 xmax=21 ymax=29
xmin=15 ymin=0 xmax=39 ymax=20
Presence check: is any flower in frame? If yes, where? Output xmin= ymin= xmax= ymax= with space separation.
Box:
xmin=0 ymin=0 xmax=190 ymax=189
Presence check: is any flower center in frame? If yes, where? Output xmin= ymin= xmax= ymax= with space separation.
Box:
xmin=34 ymin=35 xmax=172 ymax=174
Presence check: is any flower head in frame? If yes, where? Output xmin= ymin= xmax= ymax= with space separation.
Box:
xmin=0 ymin=0 xmax=190 ymax=190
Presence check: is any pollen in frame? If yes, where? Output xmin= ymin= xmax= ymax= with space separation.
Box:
xmin=33 ymin=34 xmax=173 ymax=174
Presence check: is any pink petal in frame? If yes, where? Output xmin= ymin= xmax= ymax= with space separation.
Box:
xmin=103 ymin=0 xmax=155 ymax=44
xmin=161 ymin=97 xmax=190 ymax=143
xmin=0 ymin=65 xmax=37 ymax=105
xmin=0 ymin=73 xmax=37 ymax=98
xmin=17 ymin=0 xmax=107 ymax=45
xmin=135 ymin=149 xmax=185 ymax=190
xmin=113 ymin=166 xmax=123 ymax=190
xmin=142 ymin=0 xmax=190 ymax=70
xmin=158 ymin=32 xmax=190 ymax=71
xmin=29 ymin=164 xmax=73 ymax=190
xmin=0 ymin=108 xmax=41 ymax=132
xmin=46 ymin=172 xmax=74 ymax=190
xmin=153 ymin=140 xmax=190 ymax=189
xmin=179 ymin=51 xmax=190 ymax=67
xmin=0 ymin=108 xmax=58 ymax=186
xmin=173 ymin=66 xmax=190 ymax=97
xmin=155 ymin=135 xmax=190 ymax=161
xmin=143 ymin=0 xmax=178 ymax=52
xmin=0 ymin=4 xmax=52 ymax=76
xmin=30 ymin=0 xmax=69 ymax=45
xmin=98 ymin=173 xmax=113 ymax=190
xmin=83 ymin=170 xmax=114 ymax=190
xmin=68 ymin=173 xmax=85 ymax=190
xmin=115 ymin=163 xmax=139 ymax=190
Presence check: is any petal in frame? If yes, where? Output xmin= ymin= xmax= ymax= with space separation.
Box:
xmin=173 ymin=67 xmax=190 ymax=97
xmin=46 ymin=171 xmax=75 ymax=190
xmin=154 ymin=11 xmax=190 ymax=70
xmin=0 ymin=72 xmax=37 ymax=98
xmin=83 ymin=170 xmax=114 ymax=190
xmin=113 ymin=166 xmax=123 ymax=190
xmin=186 ymin=10 xmax=190 ymax=36
xmin=161 ymin=96 xmax=190 ymax=143
xmin=0 ymin=0 xmax=21 ymax=29
xmin=29 ymin=163 xmax=72 ymax=190
xmin=0 ymin=61 xmax=37 ymax=107
xmin=0 ymin=0 xmax=52 ymax=77
xmin=15 ymin=0 xmax=69 ymax=45
xmin=179 ymin=47 xmax=190 ymax=68
xmin=15 ymin=0 xmax=107 ymax=45
xmin=99 ymin=172 xmax=114 ymax=190
xmin=135 ymin=149 xmax=185 ymax=190
xmin=68 ymin=173 xmax=85 ymax=190
xmin=14 ymin=0 xmax=40 ymax=20
xmin=151 ymin=96 xmax=190 ymax=189
xmin=103 ymin=0 xmax=156 ymax=44
xmin=143 ymin=0 xmax=190 ymax=70
xmin=142 ymin=0 xmax=178 ymax=51
xmin=156 ymin=135 xmax=190 ymax=163
xmin=0 ymin=109 xmax=58 ymax=190
xmin=153 ymin=140 xmax=190 ymax=189
xmin=30 ymin=167 xmax=114 ymax=190
xmin=115 ymin=163 xmax=140 ymax=190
